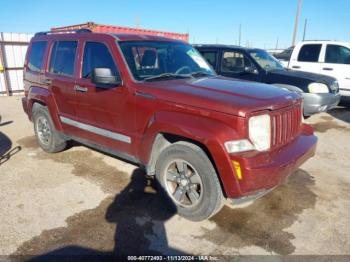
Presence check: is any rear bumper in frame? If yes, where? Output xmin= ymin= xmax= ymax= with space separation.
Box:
xmin=230 ymin=124 xmax=317 ymax=197
xmin=302 ymin=92 xmax=341 ymax=116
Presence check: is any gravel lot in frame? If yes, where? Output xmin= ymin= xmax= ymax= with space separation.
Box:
xmin=1 ymin=96 xmax=350 ymax=258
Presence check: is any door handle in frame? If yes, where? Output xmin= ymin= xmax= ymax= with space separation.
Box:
xmin=292 ymin=66 xmax=301 ymax=69
xmin=322 ymin=67 xmax=333 ymax=71
xmin=42 ymin=78 xmax=52 ymax=85
xmin=134 ymin=92 xmax=155 ymax=100
xmin=74 ymin=85 xmax=88 ymax=93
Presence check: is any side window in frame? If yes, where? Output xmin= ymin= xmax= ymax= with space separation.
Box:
xmin=325 ymin=45 xmax=350 ymax=64
xmin=82 ymin=42 xmax=119 ymax=78
xmin=49 ymin=41 xmax=77 ymax=76
xmin=297 ymin=44 xmax=322 ymax=62
xmin=28 ymin=41 xmax=47 ymax=72
xmin=221 ymin=51 xmax=251 ymax=73
xmin=201 ymin=51 xmax=217 ymax=68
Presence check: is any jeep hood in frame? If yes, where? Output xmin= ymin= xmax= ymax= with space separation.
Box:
xmin=144 ymin=76 xmax=300 ymax=117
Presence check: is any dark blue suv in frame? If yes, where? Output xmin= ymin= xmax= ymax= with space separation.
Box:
xmin=196 ymin=44 xmax=341 ymax=116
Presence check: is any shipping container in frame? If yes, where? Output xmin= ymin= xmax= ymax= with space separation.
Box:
xmin=51 ymin=22 xmax=189 ymax=42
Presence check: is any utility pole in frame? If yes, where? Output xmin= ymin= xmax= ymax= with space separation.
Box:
xmin=238 ymin=24 xmax=242 ymax=46
xmin=303 ymin=18 xmax=308 ymax=41
xmin=135 ymin=16 xmax=140 ymax=28
xmin=291 ymin=0 xmax=302 ymax=46
xmin=275 ymin=37 xmax=279 ymax=50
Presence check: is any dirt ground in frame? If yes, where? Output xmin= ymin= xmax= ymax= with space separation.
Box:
xmin=1 ymin=96 xmax=350 ymax=258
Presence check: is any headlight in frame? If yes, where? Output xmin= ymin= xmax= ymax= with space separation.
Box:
xmin=330 ymin=81 xmax=339 ymax=92
xmin=224 ymin=139 xmax=255 ymax=153
xmin=249 ymin=114 xmax=271 ymax=151
xmin=308 ymin=83 xmax=329 ymax=93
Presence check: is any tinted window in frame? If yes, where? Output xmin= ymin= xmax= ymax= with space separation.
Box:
xmin=325 ymin=45 xmax=350 ymax=64
xmin=82 ymin=42 xmax=118 ymax=78
xmin=201 ymin=51 xmax=217 ymax=68
xmin=49 ymin=41 xmax=77 ymax=76
xmin=298 ymin=44 xmax=321 ymax=62
xmin=28 ymin=41 xmax=47 ymax=72
xmin=221 ymin=51 xmax=251 ymax=73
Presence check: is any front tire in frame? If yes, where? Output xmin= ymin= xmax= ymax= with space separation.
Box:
xmin=155 ymin=142 xmax=224 ymax=221
xmin=32 ymin=104 xmax=67 ymax=153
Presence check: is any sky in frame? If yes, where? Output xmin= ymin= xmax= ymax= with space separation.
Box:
xmin=0 ymin=0 xmax=349 ymax=49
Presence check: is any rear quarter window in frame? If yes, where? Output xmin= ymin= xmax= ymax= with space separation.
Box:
xmin=27 ymin=41 xmax=48 ymax=72
xmin=297 ymin=44 xmax=322 ymax=62
xmin=49 ymin=41 xmax=77 ymax=77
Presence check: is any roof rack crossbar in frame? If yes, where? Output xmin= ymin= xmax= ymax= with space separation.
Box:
xmin=35 ymin=28 xmax=92 ymax=36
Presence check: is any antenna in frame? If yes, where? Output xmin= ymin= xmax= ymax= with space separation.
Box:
xmin=303 ymin=18 xmax=308 ymax=41
xmin=135 ymin=16 xmax=141 ymax=28
xmin=238 ymin=24 xmax=242 ymax=46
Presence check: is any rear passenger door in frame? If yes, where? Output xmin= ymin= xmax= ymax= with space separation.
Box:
xmin=46 ymin=40 xmax=79 ymax=134
xmin=74 ymin=40 xmax=133 ymax=154
xmin=320 ymin=44 xmax=350 ymax=92
xmin=289 ymin=43 xmax=322 ymax=73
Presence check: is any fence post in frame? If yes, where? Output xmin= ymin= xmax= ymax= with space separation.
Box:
xmin=0 ymin=32 xmax=11 ymax=96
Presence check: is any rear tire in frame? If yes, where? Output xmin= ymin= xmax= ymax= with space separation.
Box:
xmin=155 ymin=141 xmax=224 ymax=221
xmin=32 ymin=104 xmax=67 ymax=153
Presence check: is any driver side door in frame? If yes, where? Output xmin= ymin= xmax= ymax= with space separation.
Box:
xmin=219 ymin=50 xmax=260 ymax=82
xmin=73 ymin=39 xmax=133 ymax=155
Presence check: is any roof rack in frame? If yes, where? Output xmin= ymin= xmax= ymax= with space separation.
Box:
xmin=34 ymin=28 xmax=92 ymax=36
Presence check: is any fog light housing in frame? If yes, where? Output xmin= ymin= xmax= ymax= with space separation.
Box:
xmin=224 ymin=139 xmax=255 ymax=153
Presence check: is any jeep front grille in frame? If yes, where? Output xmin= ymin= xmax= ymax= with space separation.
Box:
xmin=271 ymin=103 xmax=302 ymax=148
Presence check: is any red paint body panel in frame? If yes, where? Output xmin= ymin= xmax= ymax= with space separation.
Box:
xmin=230 ymin=124 xmax=317 ymax=196
xmin=22 ymin=31 xmax=317 ymax=199
xmin=51 ymin=22 xmax=189 ymax=42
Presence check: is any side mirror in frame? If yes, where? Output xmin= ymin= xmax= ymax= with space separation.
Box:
xmin=91 ymin=68 xmax=121 ymax=88
xmin=244 ymin=66 xmax=258 ymax=75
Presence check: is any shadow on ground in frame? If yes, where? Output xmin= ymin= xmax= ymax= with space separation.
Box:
xmin=200 ymin=169 xmax=317 ymax=255
xmin=0 ymin=131 xmax=21 ymax=165
xmin=13 ymin=144 xmax=186 ymax=260
xmin=328 ymin=102 xmax=350 ymax=124
xmin=0 ymin=120 xmax=13 ymax=127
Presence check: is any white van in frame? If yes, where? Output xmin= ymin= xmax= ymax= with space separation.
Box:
xmin=287 ymin=41 xmax=350 ymax=99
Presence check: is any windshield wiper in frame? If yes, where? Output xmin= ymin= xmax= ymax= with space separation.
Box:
xmin=144 ymin=73 xmax=192 ymax=82
xmin=190 ymin=71 xmax=214 ymax=78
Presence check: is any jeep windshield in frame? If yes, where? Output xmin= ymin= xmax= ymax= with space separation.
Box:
xmin=119 ymin=41 xmax=216 ymax=81
xmin=249 ymin=49 xmax=284 ymax=71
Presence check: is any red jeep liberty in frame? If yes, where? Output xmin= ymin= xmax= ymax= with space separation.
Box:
xmin=22 ymin=29 xmax=317 ymax=221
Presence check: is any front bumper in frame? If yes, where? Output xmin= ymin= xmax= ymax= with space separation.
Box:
xmin=302 ymin=92 xmax=341 ymax=116
xmin=340 ymin=89 xmax=350 ymax=100
xmin=230 ymin=124 xmax=317 ymax=197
